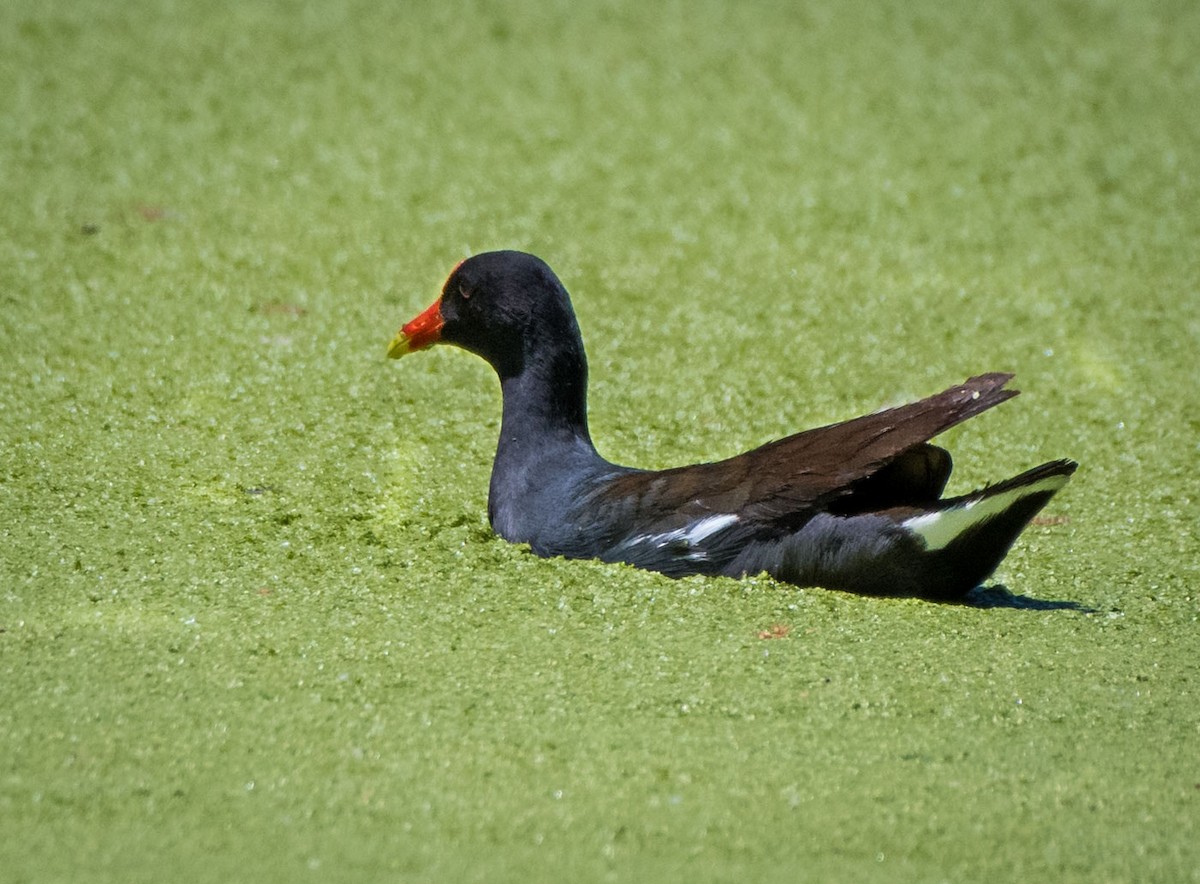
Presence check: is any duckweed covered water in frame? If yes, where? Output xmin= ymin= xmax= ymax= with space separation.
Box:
xmin=2 ymin=1 xmax=1198 ymax=880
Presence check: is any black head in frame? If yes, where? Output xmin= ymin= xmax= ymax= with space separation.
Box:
xmin=389 ymin=251 xmax=584 ymax=380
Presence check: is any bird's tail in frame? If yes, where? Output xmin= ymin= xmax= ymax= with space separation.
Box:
xmin=902 ymin=459 xmax=1078 ymax=597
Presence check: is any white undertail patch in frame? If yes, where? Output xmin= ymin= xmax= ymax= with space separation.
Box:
xmin=904 ymin=473 xmax=1070 ymax=551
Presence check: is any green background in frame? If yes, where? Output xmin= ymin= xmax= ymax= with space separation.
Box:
xmin=2 ymin=1 xmax=1197 ymax=880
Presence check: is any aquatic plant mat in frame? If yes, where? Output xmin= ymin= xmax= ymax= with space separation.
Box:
xmin=2 ymin=1 xmax=1197 ymax=880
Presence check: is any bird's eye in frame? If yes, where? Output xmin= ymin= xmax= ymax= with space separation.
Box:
xmin=459 ymin=284 xmax=472 ymax=300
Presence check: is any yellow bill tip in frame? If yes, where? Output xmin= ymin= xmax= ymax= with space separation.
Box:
xmin=387 ymin=298 xmax=444 ymax=359
xmin=387 ymin=332 xmax=413 ymax=359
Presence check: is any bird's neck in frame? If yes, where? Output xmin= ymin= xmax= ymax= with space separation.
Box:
xmin=488 ymin=345 xmax=607 ymax=543
xmin=496 ymin=344 xmax=594 ymax=455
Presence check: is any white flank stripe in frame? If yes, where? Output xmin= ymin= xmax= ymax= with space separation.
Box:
xmin=904 ymin=474 xmax=1070 ymax=551
xmin=619 ymin=514 xmax=740 ymax=556
xmin=681 ymin=513 xmax=740 ymax=544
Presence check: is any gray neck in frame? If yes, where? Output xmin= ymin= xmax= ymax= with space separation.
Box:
xmin=486 ymin=353 xmax=608 ymax=544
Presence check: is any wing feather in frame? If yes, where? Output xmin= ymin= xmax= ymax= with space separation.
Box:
xmin=591 ymin=373 xmax=1018 ymax=538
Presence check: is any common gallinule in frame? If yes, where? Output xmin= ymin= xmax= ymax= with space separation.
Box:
xmin=388 ymin=251 xmax=1075 ymax=598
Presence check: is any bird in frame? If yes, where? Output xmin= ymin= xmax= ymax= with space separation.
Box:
xmin=387 ymin=250 xmax=1075 ymax=599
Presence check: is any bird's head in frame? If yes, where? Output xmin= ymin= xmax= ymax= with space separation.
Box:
xmin=388 ymin=251 xmax=582 ymax=380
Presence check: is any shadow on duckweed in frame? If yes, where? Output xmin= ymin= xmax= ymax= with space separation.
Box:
xmin=957 ymin=584 xmax=1096 ymax=612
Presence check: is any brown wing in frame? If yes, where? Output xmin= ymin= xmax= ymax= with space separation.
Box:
xmin=595 ymin=373 xmax=1018 ymax=532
